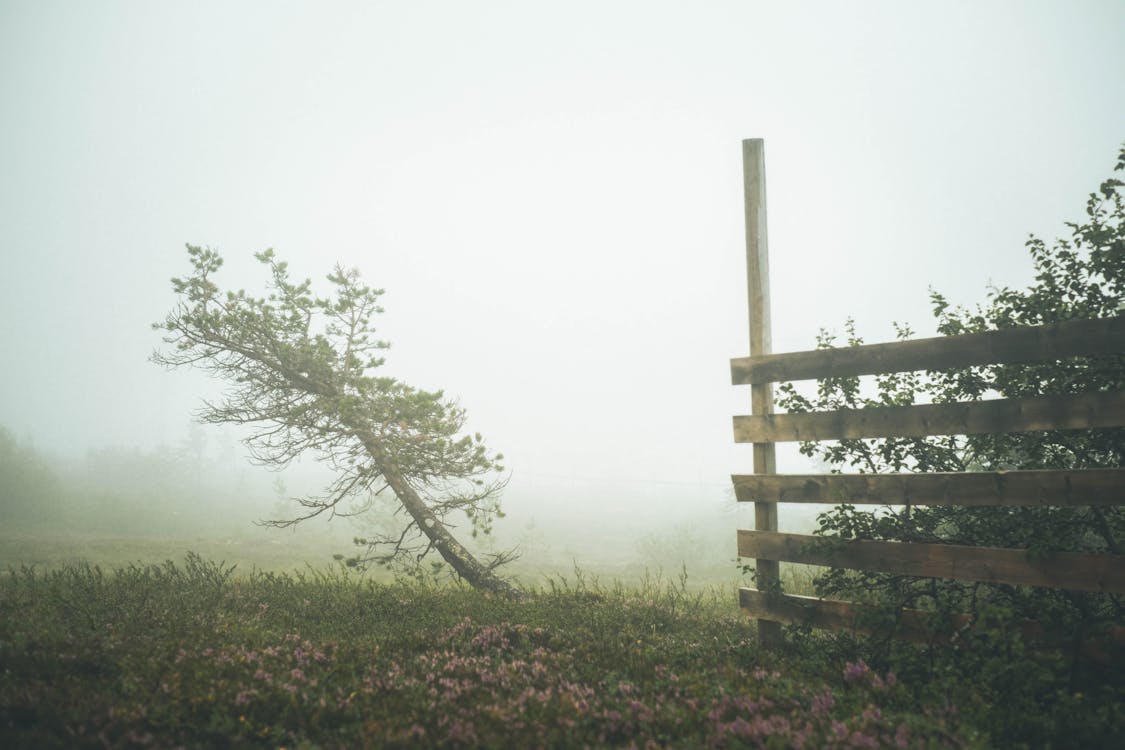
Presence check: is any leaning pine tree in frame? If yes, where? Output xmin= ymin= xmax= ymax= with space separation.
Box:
xmin=153 ymin=248 xmax=520 ymax=597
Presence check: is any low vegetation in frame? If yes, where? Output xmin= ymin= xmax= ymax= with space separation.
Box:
xmin=1 ymin=553 xmax=1118 ymax=749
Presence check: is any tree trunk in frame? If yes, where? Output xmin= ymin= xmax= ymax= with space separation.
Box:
xmin=384 ymin=466 xmax=523 ymax=598
xmin=352 ymin=426 xmax=523 ymax=598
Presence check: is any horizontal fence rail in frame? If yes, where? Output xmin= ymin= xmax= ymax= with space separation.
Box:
xmin=738 ymin=589 xmax=974 ymax=644
xmin=730 ymin=141 xmax=1124 ymax=647
xmin=733 ymin=391 xmax=1125 ymax=443
xmin=732 ymin=468 xmax=1125 ymax=507
xmin=738 ymin=589 xmax=1125 ymax=653
xmin=731 ymin=315 xmax=1125 ymax=385
xmin=737 ymin=530 xmax=1125 ymax=595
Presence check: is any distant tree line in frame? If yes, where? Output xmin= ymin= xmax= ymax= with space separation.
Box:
xmin=0 ymin=425 xmax=275 ymax=536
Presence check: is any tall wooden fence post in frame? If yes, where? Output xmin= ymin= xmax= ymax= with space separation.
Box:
xmin=743 ymin=138 xmax=781 ymax=646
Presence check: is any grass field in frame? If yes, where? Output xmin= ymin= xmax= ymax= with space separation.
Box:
xmin=1 ymin=536 xmax=1121 ymax=748
xmin=0 ymin=519 xmax=755 ymax=587
xmin=1 ymin=552 xmax=981 ymax=749
xmin=0 ymin=529 xmax=359 ymax=576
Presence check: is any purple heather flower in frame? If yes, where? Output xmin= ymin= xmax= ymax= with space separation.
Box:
xmin=811 ymin=689 xmax=836 ymax=717
xmin=728 ymin=717 xmax=754 ymax=737
xmin=843 ymin=660 xmax=870 ymax=683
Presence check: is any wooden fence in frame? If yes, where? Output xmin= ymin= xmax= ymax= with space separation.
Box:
xmin=732 ymin=138 xmax=1125 ymax=647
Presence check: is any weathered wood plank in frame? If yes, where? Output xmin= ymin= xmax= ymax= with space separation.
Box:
xmin=737 ymin=530 xmax=1125 ymax=594
xmin=743 ymin=137 xmax=780 ymax=648
xmin=733 ymin=391 xmax=1125 ymax=443
xmin=731 ymin=468 xmax=1125 ymax=507
xmin=739 ymin=588 xmax=972 ymax=644
xmin=739 ymin=589 xmax=1125 ymax=655
xmin=731 ymin=315 xmax=1125 ymax=385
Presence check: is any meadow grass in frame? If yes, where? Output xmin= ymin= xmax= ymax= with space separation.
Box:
xmin=0 ymin=528 xmax=362 ymax=575
xmin=4 ymin=549 xmax=1123 ymax=749
xmin=0 ymin=554 xmax=983 ymax=749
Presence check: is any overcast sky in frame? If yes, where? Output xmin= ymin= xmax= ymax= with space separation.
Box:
xmin=2 ymin=1 xmax=1123 ymax=508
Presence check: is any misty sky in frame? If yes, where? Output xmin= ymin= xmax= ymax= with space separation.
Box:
xmin=2 ymin=1 xmax=1123 ymax=509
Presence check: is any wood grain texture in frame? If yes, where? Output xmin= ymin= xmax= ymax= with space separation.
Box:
xmin=738 ymin=589 xmax=1125 ymax=655
xmin=731 ymin=315 xmax=1125 ymax=385
xmin=733 ymin=391 xmax=1125 ymax=443
xmin=737 ymin=530 xmax=1125 ymax=594
xmin=742 ymin=137 xmax=780 ymax=647
xmin=739 ymin=588 xmax=972 ymax=643
xmin=731 ymin=468 xmax=1125 ymax=506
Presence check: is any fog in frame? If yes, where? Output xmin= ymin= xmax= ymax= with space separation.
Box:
xmin=2 ymin=1 xmax=1123 ymax=582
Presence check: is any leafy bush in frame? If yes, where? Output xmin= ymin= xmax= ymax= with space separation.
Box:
xmin=775 ymin=144 xmax=1125 ymax=747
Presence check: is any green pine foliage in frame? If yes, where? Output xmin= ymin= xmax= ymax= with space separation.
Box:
xmin=154 ymin=247 xmax=515 ymax=588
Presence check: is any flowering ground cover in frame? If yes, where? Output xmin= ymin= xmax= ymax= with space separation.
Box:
xmin=0 ymin=553 xmax=1092 ymax=748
